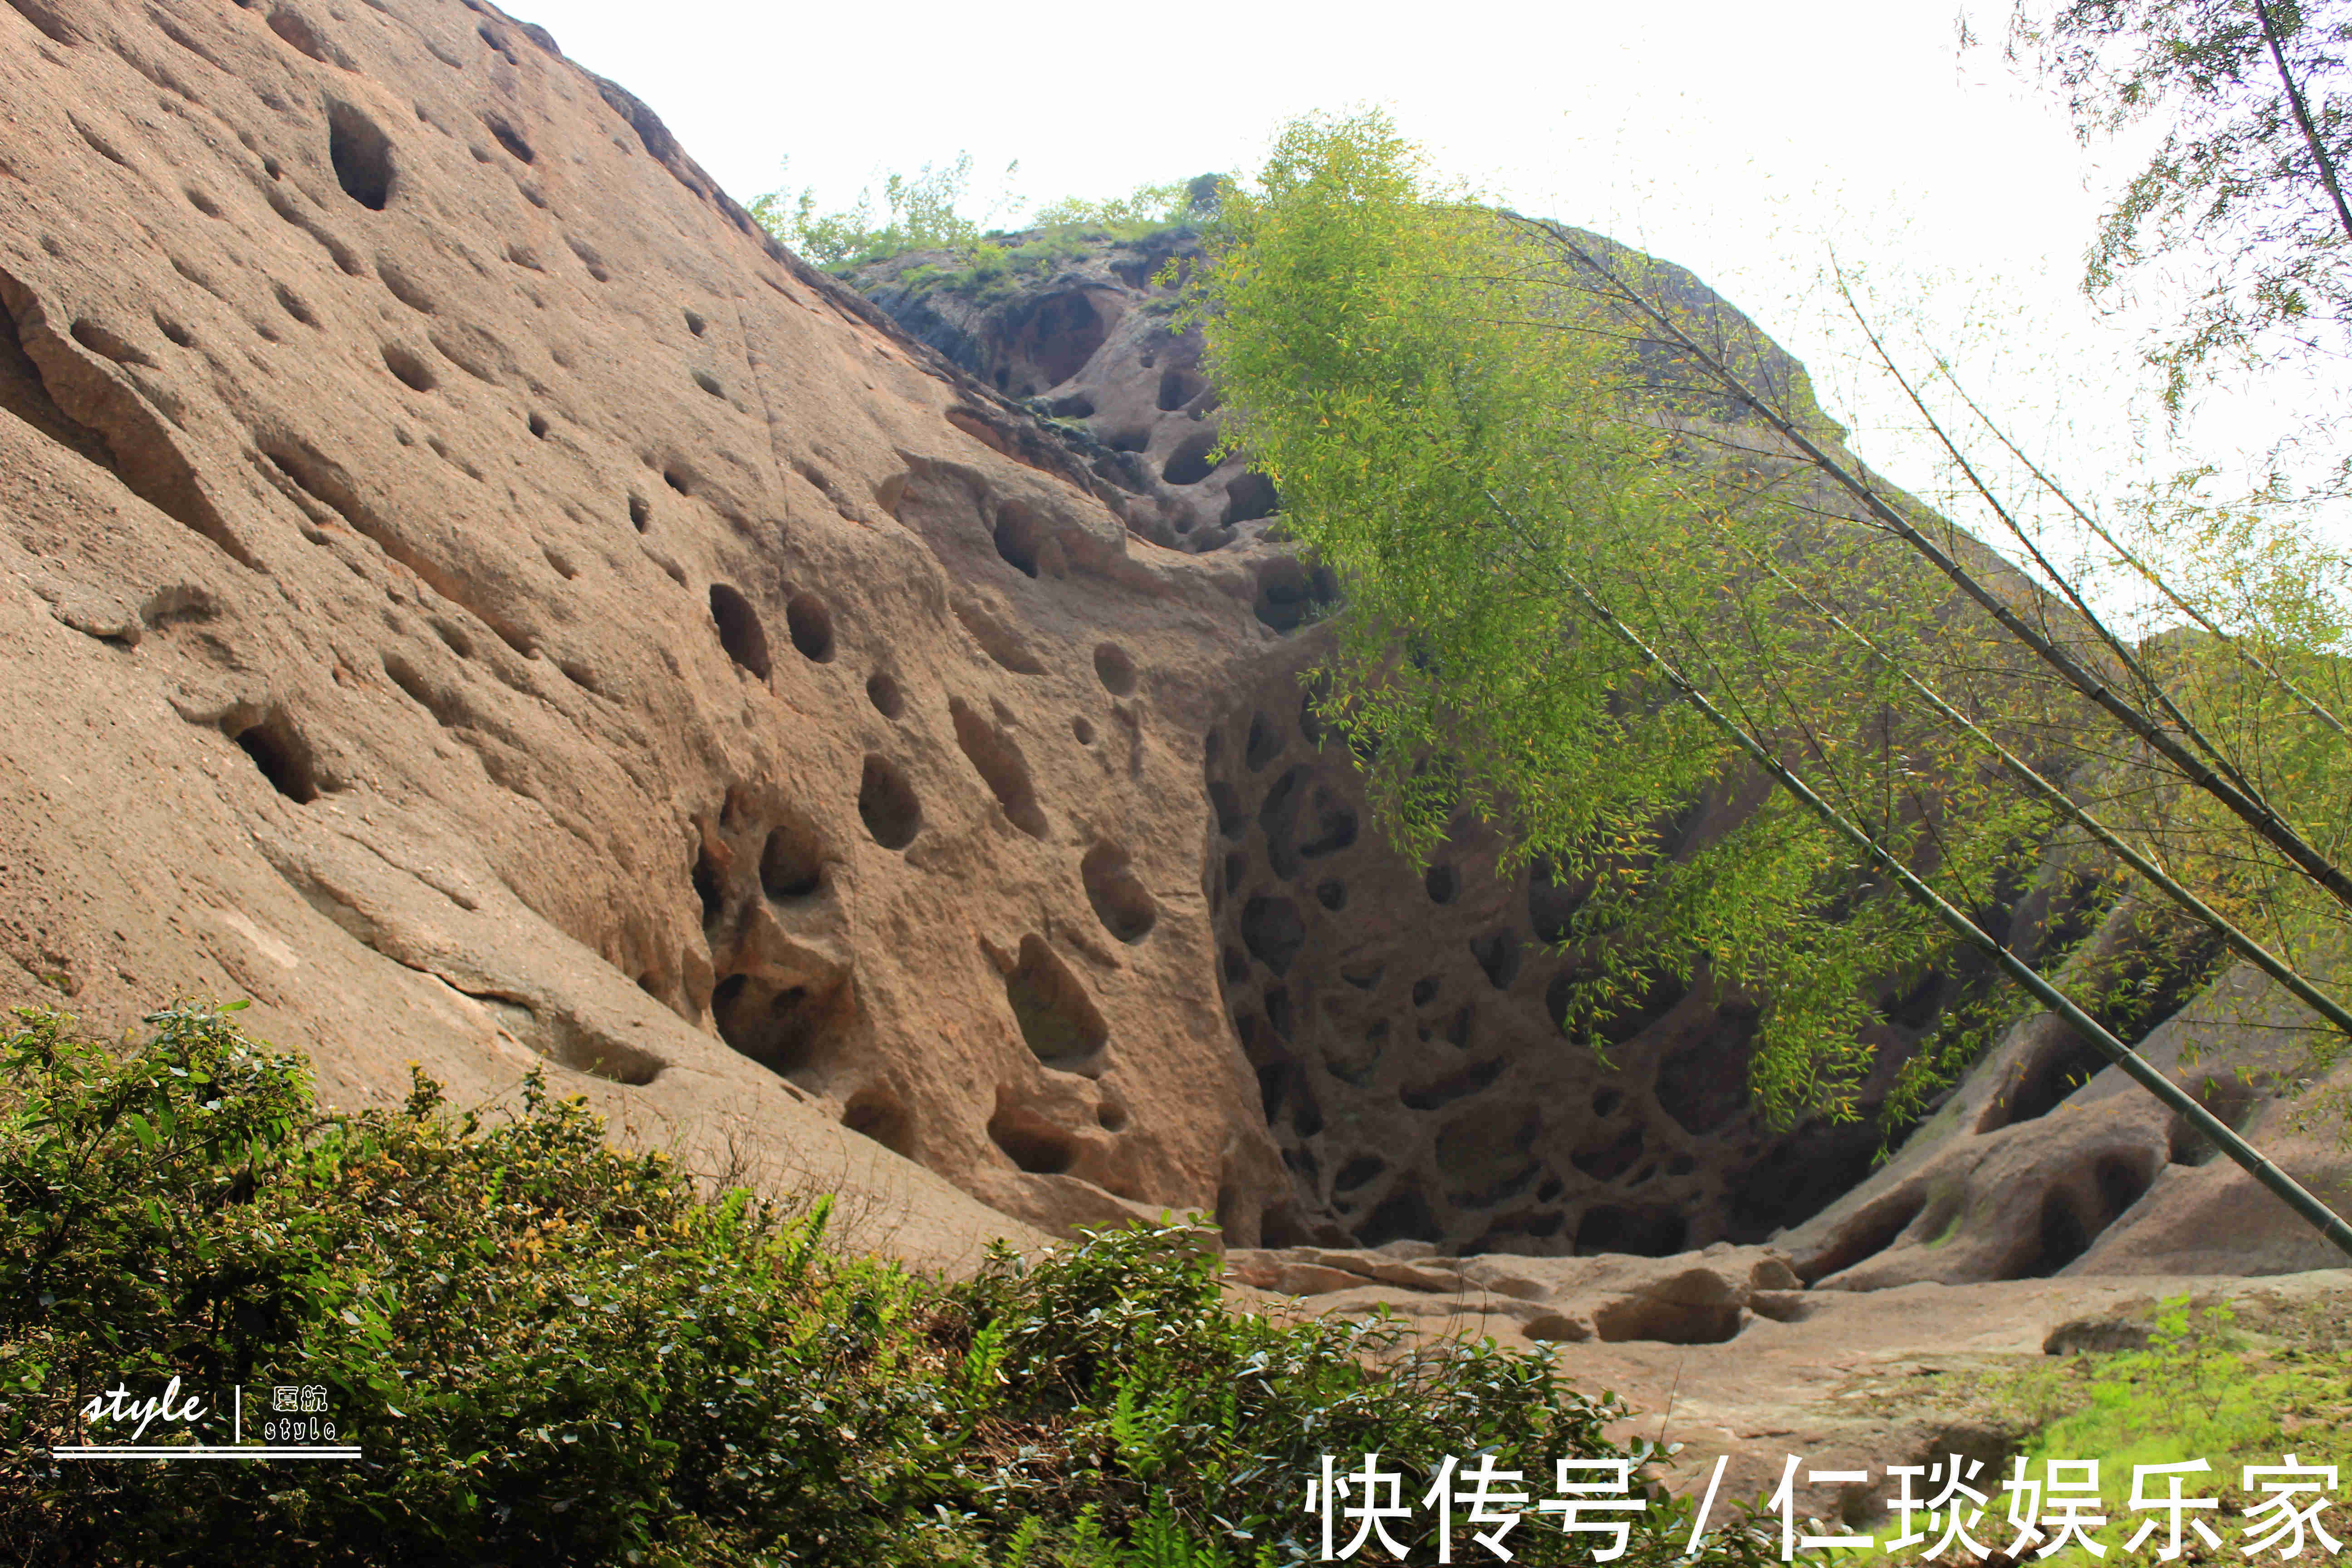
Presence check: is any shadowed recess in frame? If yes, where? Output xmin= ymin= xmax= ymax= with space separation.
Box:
xmin=857 ymin=755 xmax=921 ymax=849
xmin=1000 ymin=935 xmax=1108 ymax=1068
xmin=950 ymin=698 xmax=1048 ymax=839
xmin=1081 ymin=844 xmax=1158 ymax=944
xmin=707 ymin=584 xmax=770 ymax=679
xmin=327 ymin=101 xmax=392 ymax=210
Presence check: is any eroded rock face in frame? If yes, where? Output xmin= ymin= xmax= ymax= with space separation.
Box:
xmin=6 ymin=0 xmax=2342 ymax=1287
xmin=849 ymin=231 xmax=1288 ymax=558
xmin=1199 ymin=644 xmax=2063 ymax=1255
xmin=849 ymin=227 xmax=2352 ymax=1274
xmin=851 ymin=242 xmax=1940 ymax=1255
xmin=1227 ymin=1240 xmax=2352 ymax=1527
xmin=0 ymin=0 xmax=1290 ymax=1247
xmin=1784 ymin=962 xmax=2352 ymax=1286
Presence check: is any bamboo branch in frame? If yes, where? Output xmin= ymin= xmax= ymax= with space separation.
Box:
xmin=2255 ymin=0 xmax=2352 ymax=246
xmin=1931 ymin=358 xmax=2352 ymax=740
xmin=1484 ymin=490 xmax=2352 ymax=1263
xmin=1720 ymin=510 xmax=2352 ymax=1057
xmin=1835 ymin=279 xmax=2282 ymax=818
xmin=1508 ymin=210 xmax=2352 ymax=921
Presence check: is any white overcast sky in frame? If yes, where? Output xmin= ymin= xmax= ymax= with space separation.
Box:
xmin=512 ymin=0 xmax=2335 ymax=569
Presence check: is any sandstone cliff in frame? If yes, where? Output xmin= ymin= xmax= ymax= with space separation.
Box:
xmin=3 ymin=0 xmax=2346 ymax=1303
xmin=841 ymin=222 xmax=2352 ymax=1278
xmin=0 ymin=0 xmax=1303 ymax=1260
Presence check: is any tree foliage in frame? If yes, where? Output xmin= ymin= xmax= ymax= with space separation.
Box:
xmin=1189 ymin=109 xmax=2352 ymax=1169
xmin=1186 ymin=113 xmax=2099 ymax=1132
xmin=2005 ymin=0 xmax=2352 ymax=472
xmin=750 ymin=152 xmax=1006 ymax=269
xmin=750 ymin=158 xmax=1204 ymax=274
xmin=0 ymin=1004 xmax=1784 ymax=1568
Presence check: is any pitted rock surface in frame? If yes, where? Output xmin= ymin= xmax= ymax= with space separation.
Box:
xmin=1783 ymin=963 xmax=2352 ymax=1288
xmin=847 ymin=228 xmax=2352 ymax=1276
xmin=3 ymin=0 xmax=2346 ymax=1300
xmin=0 ymin=0 xmax=1291 ymax=1253
xmin=848 ymin=227 xmax=1290 ymax=559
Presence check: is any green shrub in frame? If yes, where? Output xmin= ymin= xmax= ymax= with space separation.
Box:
xmin=0 ymin=1004 xmax=1779 ymax=1566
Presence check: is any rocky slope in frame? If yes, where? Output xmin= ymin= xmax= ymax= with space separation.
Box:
xmin=842 ymin=225 xmax=2352 ymax=1275
xmin=3 ymin=0 xmax=2347 ymax=1314
xmin=0 ymin=0 xmax=1308 ymax=1259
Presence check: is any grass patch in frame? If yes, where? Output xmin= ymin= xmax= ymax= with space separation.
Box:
xmin=1827 ymin=1297 xmax=2352 ymax=1566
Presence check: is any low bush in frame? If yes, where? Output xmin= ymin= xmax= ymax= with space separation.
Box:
xmin=0 ymin=1004 xmax=1776 ymax=1566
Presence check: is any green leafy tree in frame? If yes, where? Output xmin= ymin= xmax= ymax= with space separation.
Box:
xmin=1030 ymin=180 xmax=1198 ymax=232
xmin=2002 ymin=0 xmax=2352 ymax=479
xmin=750 ymin=152 xmax=1008 ymax=268
xmin=1187 ymin=109 xmax=2352 ymax=1256
xmin=1187 ymin=113 xmax=2083 ymax=1129
xmin=752 ymin=161 xmax=1209 ymax=275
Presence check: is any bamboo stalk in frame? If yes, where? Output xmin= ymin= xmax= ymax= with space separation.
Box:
xmin=1485 ymin=490 xmax=2352 ymax=1263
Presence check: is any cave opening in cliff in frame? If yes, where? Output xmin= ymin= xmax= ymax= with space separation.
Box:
xmin=1000 ymin=935 xmax=1107 ymax=1070
xmin=228 ymin=711 xmax=319 ymax=804
xmin=706 ymin=583 xmax=771 ymax=680
xmin=326 ymin=100 xmax=393 ymax=211
xmin=709 ymin=971 xmax=836 ymax=1077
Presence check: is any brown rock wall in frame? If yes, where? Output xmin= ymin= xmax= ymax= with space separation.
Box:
xmin=0 ymin=0 xmax=1287 ymax=1249
xmin=6 ymin=0 xmax=2342 ymax=1289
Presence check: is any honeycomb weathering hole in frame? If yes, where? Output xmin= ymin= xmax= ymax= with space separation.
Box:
xmin=1209 ymin=780 xmax=1245 ymax=838
xmin=759 ymin=822 xmax=824 ymax=899
xmin=1529 ymin=857 xmax=1583 ymax=943
xmin=72 ymin=318 xmax=152 ymax=365
xmin=2 ymin=0 xmax=78 ymax=44
xmin=1239 ymin=894 xmax=1305 ymax=977
xmin=993 ymin=502 xmax=1042 ymax=578
xmin=1008 ymin=289 xmax=1107 ymax=385
xmin=1244 ymin=710 xmax=1283 ymax=771
xmin=858 ymin=755 xmax=921 ymax=848
xmin=1081 ymin=844 xmax=1158 ymax=944
xmin=326 ymin=101 xmax=392 ymax=211
xmin=269 ymin=6 xmax=335 ymax=64
xmin=1223 ymin=471 xmax=1280 ymax=525
xmin=1470 ymin=928 xmax=1524 ymax=990
xmin=950 ymin=698 xmax=1048 ymax=839
xmin=1987 ymin=1025 xmax=2113 ymax=1130
xmin=1093 ymin=642 xmax=1137 ymax=696
xmin=842 ymin=1088 xmax=913 ymax=1156
xmin=1162 ymin=430 xmax=1221 ymax=486
xmin=381 ymin=343 xmax=436 ymax=392
xmin=710 ymin=971 xmax=835 ymax=1076
xmin=482 ymin=113 xmax=535 ymax=164
xmin=1002 ymin=935 xmax=1109 ymax=1067
xmin=1255 ymin=556 xmax=1334 ymax=632
xmin=228 ymin=711 xmax=319 ymax=803
xmin=2169 ymin=1075 xmax=2262 ymax=1165
xmin=989 ymin=1097 xmax=1079 ymax=1174
xmin=866 ymin=671 xmax=905 ymax=718
xmin=1156 ymin=365 xmax=1202 ymax=411
xmin=707 ymin=583 xmax=771 ymax=679
xmin=786 ymin=591 xmax=835 ymax=663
